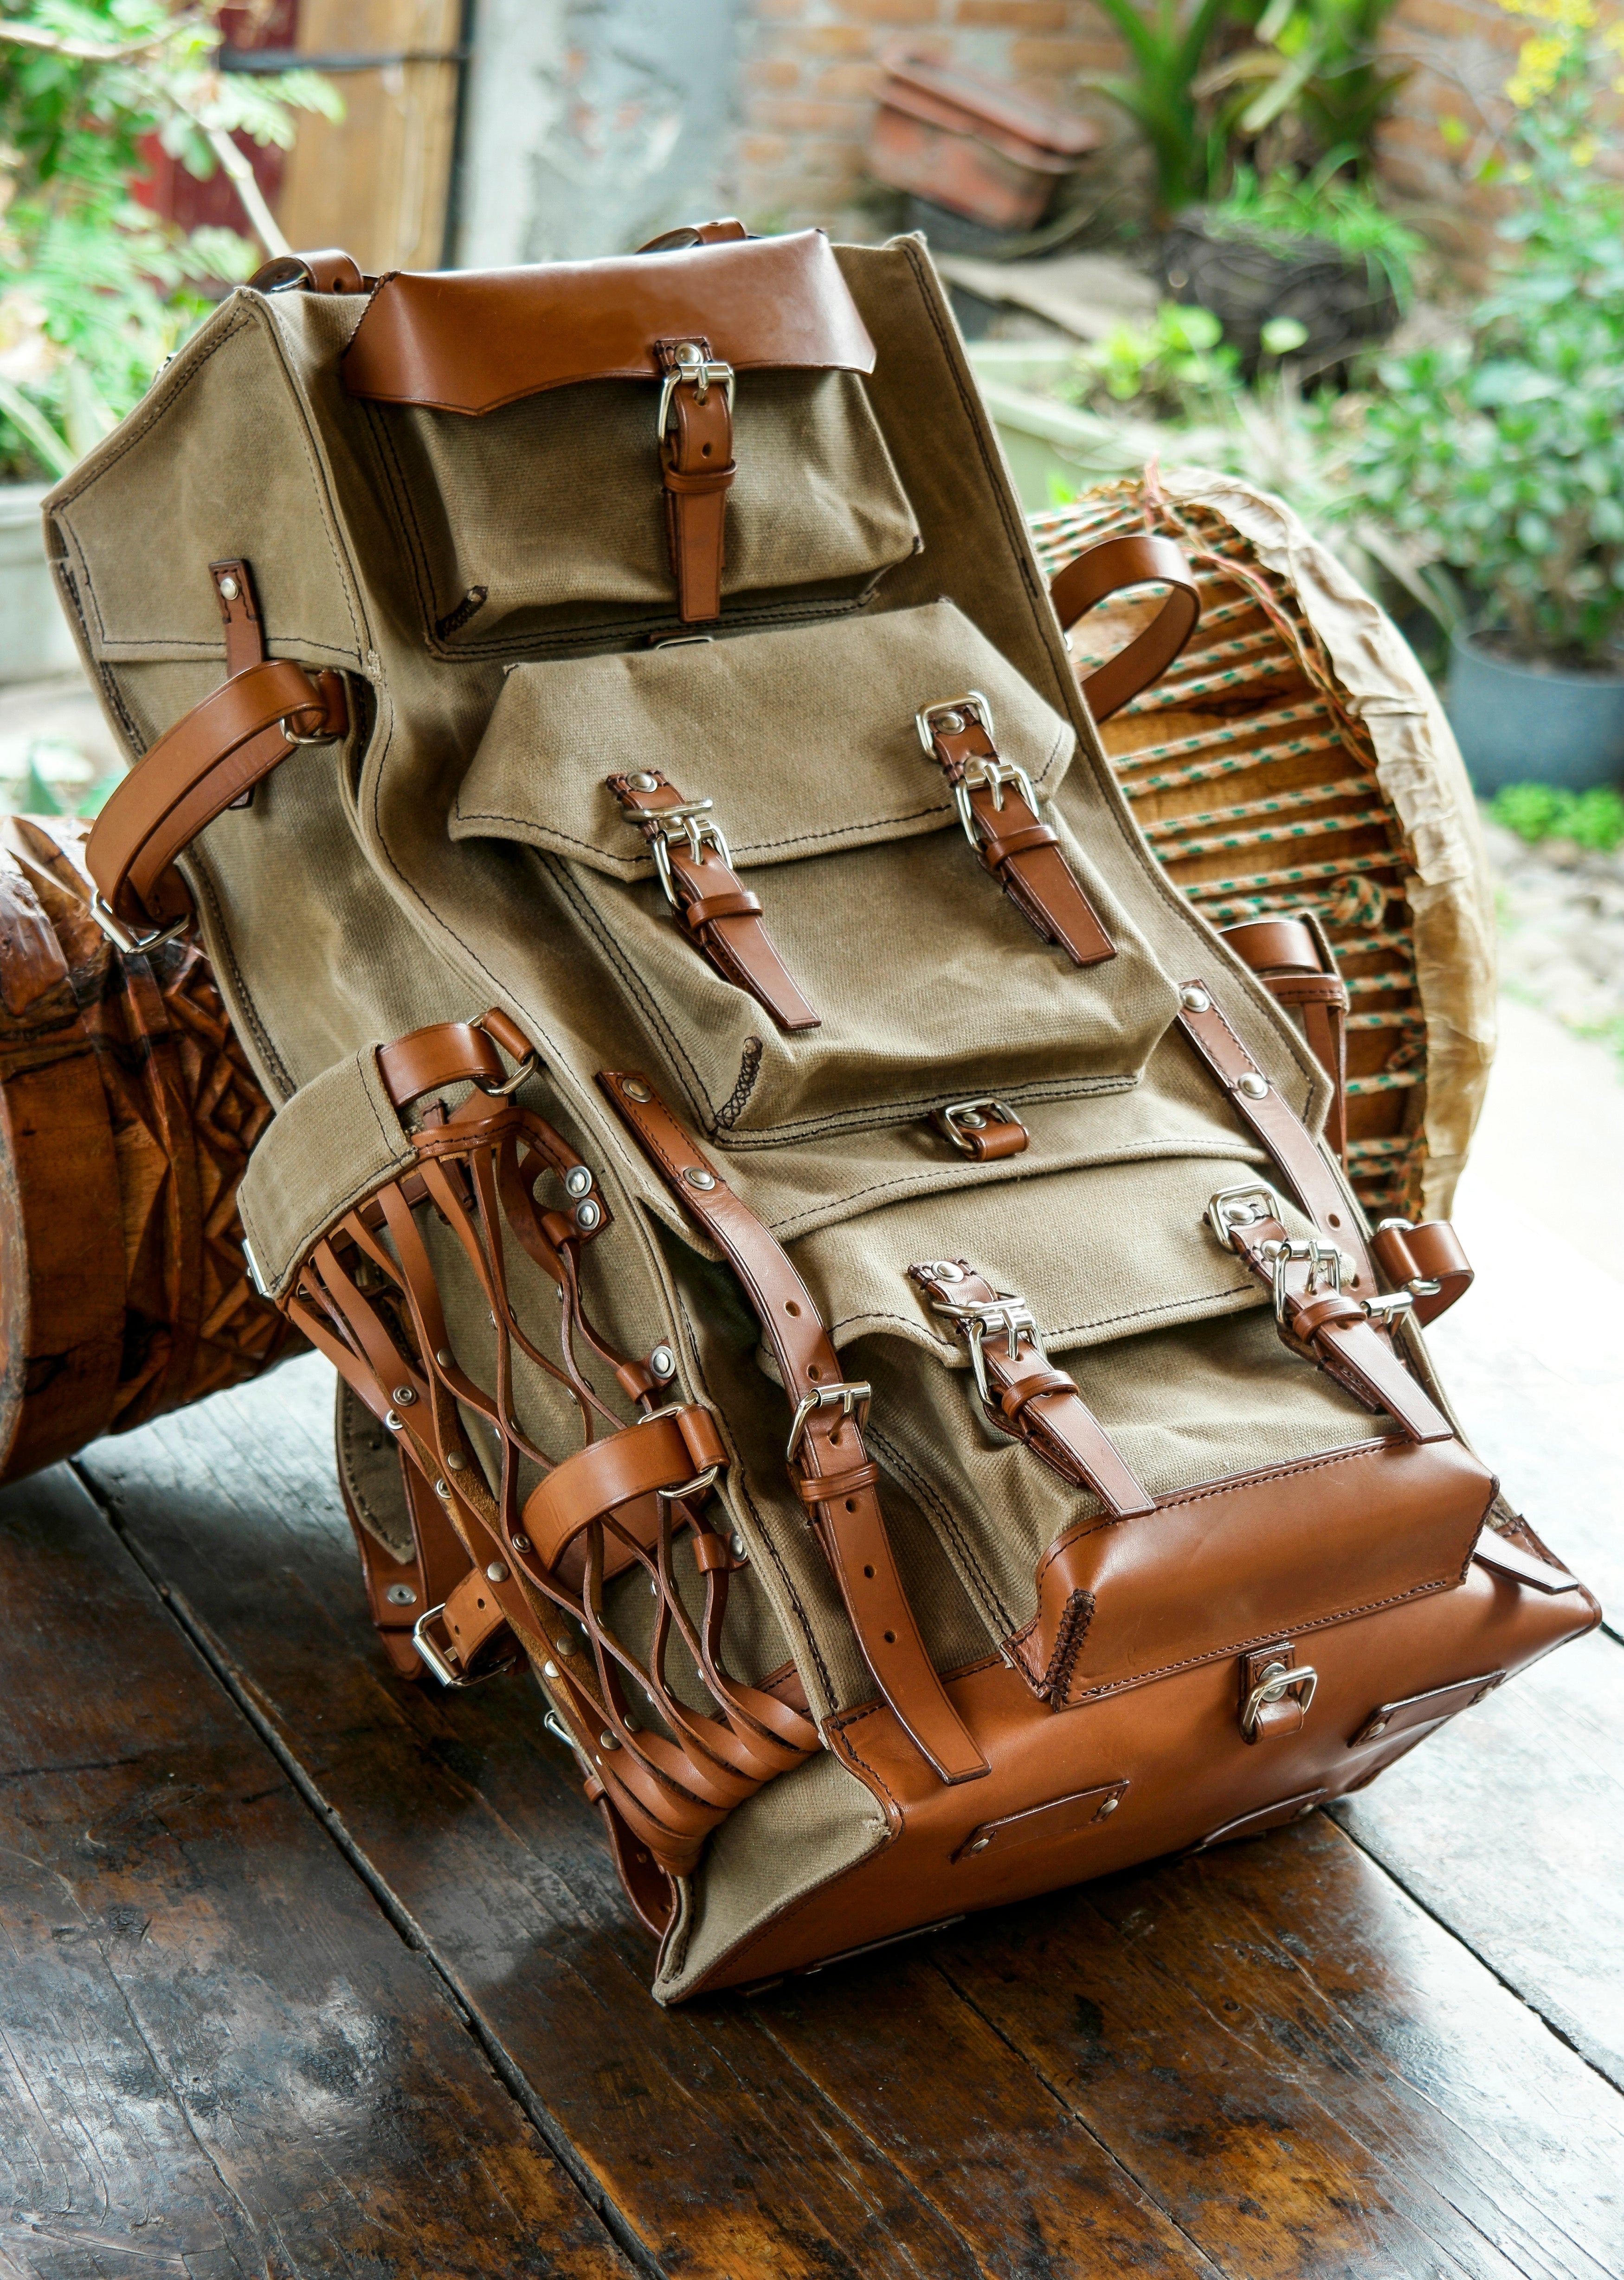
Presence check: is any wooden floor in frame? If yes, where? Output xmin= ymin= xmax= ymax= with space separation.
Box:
xmin=3 ymin=1173 xmax=1622 ymax=2279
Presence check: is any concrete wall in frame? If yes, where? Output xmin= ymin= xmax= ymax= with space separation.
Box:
xmin=457 ymin=0 xmax=743 ymax=265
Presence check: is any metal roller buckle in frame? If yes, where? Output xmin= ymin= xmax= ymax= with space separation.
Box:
xmin=1205 ymin=1181 xmax=1287 ymax=1252
xmin=656 ymin=342 xmax=735 ymax=436
xmin=411 ymin=1604 xmax=521 ymax=1689
xmin=647 ymin=799 xmax=733 ymax=911
xmin=1241 ymin=1659 xmax=1318 ymax=1737
xmin=931 ymin=1286 xmax=1046 ymax=1415
xmin=933 ymin=1096 xmax=1020 ymax=1154
xmin=786 ymin=1380 xmax=872 ymax=1464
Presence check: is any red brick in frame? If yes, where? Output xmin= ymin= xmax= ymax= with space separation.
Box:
xmin=753 ymin=95 xmax=872 ymax=128
xmin=791 ymin=22 xmax=877 ymax=52
xmin=1008 ymin=32 xmax=1108 ymax=66
xmin=745 ymin=56 xmax=803 ymax=87
xmin=737 ymin=132 xmax=793 ymax=165
xmin=815 ymin=60 xmax=888 ymax=95
xmin=954 ymin=0 xmax=1070 ymax=26
xmin=833 ymin=0 xmax=944 ymax=24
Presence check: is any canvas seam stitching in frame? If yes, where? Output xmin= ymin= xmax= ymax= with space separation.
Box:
xmin=863 ymin=1421 xmax=1015 ymax=1641
xmin=546 ymin=856 xmax=716 ymax=1123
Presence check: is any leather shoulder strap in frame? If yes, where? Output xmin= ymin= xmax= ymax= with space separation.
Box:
xmin=1049 ymin=533 xmax=1201 ymax=722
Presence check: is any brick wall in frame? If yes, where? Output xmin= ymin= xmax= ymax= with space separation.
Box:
xmin=729 ymin=0 xmax=1526 ymax=270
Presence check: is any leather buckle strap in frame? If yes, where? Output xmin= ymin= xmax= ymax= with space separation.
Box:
xmin=908 ymin=1259 xmax=1154 ymax=1515
xmin=930 ymin=1096 xmax=1028 ymax=1160
xmin=916 ymin=691 xmax=1115 ymax=968
xmin=1221 ymin=912 xmax=1349 ymax=1161
xmin=1371 ymin=1216 xmax=1473 ymax=1327
xmin=86 ymin=556 xmax=348 ymax=936
xmin=601 ymin=1067 xmax=990 ymax=1787
xmin=657 ymin=338 xmax=735 ymax=623
xmin=608 ymin=767 xmax=820 ymax=1031
xmin=1048 ymin=532 xmax=1201 ymax=722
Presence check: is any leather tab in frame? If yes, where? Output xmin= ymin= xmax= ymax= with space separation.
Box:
xmin=1049 ymin=533 xmax=1201 ymax=721
xmin=922 ymin=702 xmax=1115 ymax=967
xmin=1222 ymin=912 xmax=1349 ymax=1160
xmin=608 ymin=768 xmax=820 ymax=1031
xmin=1371 ymin=1218 xmax=1473 ymax=1326
xmin=600 ymin=1069 xmax=990 ymax=1786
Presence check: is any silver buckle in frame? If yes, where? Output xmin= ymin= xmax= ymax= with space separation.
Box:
xmin=1205 ymin=1181 xmax=1286 ymax=1251
xmin=786 ymin=1380 xmax=871 ymax=1463
xmin=915 ymin=689 xmax=998 ymax=752
xmin=647 ymin=799 xmax=733 ymax=911
xmin=470 ymin=1013 xmax=538 ymax=1097
xmin=1263 ymin=1235 xmax=1346 ymax=1325
xmin=1241 ymin=1659 xmax=1318 ymax=1737
xmin=279 ymin=712 xmax=341 ymax=748
xmin=915 ymin=691 xmax=1037 ymax=846
xmin=657 ymin=342 xmax=736 ymax=436
xmin=640 ymin=1401 xmax=724 ymax=1505
xmin=933 ymin=1096 xmax=1019 ymax=1154
xmin=1374 ymin=1216 xmax=1444 ymax=1299
xmin=90 ymin=891 xmax=188 ymax=957
xmin=931 ymin=1287 xmax=1046 ymax=1414
xmin=412 ymin=1604 xmax=520 ymax=1689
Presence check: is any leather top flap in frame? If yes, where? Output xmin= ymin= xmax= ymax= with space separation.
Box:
xmin=343 ymin=230 xmax=876 ymax=413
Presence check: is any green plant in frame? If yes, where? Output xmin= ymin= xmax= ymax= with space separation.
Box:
xmin=1062 ymin=300 xmax=1244 ymax=418
xmin=1490 ymin=780 xmax=1624 ymax=851
xmin=1082 ymin=0 xmax=1242 ymax=224
xmin=1338 ymin=21 xmax=1624 ymax=663
xmin=1204 ymin=160 xmax=1424 ymax=306
xmin=1206 ymin=0 xmax=1410 ymax=170
xmin=0 ymin=2 xmax=339 ymax=480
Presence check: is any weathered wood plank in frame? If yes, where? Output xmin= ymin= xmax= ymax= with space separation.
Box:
xmin=75 ymin=1356 xmax=1624 ymax=2280
xmin=0 ymin=1463 xmax=631 ymax=2280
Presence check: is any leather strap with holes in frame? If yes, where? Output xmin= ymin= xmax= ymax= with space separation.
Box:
xmin=658 ymin=342 xmax=735 ymax=622
xmin=601 ymin=1067 xmax=990 ymax=1786
xmin=1176 ymin=984 xmax=1451 ymax=1441
xmin=906 ymin=1261 xmax=1153 ymax=1513
xmin=1221 ymin=914 xmax=1349 ymax=1160
xmin=1048 ymin=533 xmax=1201 ymax=721
xmin=923 ymin=707 xmax=1114 ymax=967
xmin=87 ymin=557 xmax=347 ymax=933
xmin=608 ymin=769 xmax=819 ymax=1031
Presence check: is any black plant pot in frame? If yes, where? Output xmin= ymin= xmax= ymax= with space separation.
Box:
xmin=1159 ymin=212 xmax=1399 ymax=383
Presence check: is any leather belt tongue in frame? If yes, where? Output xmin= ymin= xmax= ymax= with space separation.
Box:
xmin=608 ymin=768 xmax=819 ymax=1032
xmin=907 ymin=1259 xmax=1153 ymax=1514
xmin=600 ymin=1068 xmax=990 ymax=1786
xmin=920 ymin=698 xmax=1114 ymax=967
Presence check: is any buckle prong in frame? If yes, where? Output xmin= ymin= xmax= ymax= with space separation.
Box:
xmin=786 ymin=1380 xmax=872 ymax=1463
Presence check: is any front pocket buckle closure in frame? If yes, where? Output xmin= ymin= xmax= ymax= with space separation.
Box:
xmin=1205 ymin=1180 xmax=1287 ymax=1252
xmin=1241 ymin=1658 xmax=1319 ymax=1738
xmin=933 ymin=1096 xmax=1022 ymax=1155
xmin=648 ymin=798 xmax=734 ymax=910
xmin=657 ymin=341 xmax=736 ymax=436
xmin=932 ymin=1287 xmax=1047 ymax=1415
xmin=915 ymin=690 xmax=1038 ymax=847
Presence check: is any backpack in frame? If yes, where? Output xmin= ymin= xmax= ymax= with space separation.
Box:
xmin=44 ymin=223 xmax=1598 ymax=2002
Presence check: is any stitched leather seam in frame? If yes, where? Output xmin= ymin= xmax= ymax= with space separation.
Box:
xmin=1042 ymin=1587 xmax=1095 ymax=1700
xmin=714 ymin=1037 xmax=763 ymax=1130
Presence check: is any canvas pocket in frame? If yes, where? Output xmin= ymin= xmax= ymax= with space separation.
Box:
xmin=451 ymin=600 xmax=1178 ymax=1143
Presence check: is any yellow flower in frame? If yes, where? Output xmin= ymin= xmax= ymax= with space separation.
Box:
xmin=1506 ymin=28 xmax=1571 ymax=100
xmin=1497 ymin=0 xmax=1594 ymax=26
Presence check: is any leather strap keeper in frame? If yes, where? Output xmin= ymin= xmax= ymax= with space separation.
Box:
xmin=1222 ymin=912 xmax=1349 ymax=1161
xmin=1048 ymin=533 xmax=1201 ymax=722
xmin=1371 ymin=1217 xmax=1474 ymax=1326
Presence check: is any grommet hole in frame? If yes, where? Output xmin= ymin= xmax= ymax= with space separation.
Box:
xmin=863 ymin=1563 xmax=875 ymax=1578
xmin=785 ymin=1300 xmax=800 ymax=1317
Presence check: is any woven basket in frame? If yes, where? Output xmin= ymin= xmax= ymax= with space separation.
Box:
xmin=1032 ymin=472 xmax=1496 ymax=1223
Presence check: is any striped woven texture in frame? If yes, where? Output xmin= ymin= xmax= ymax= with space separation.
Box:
xmin=1031 ymin=481 xmax=1427 ymax=1220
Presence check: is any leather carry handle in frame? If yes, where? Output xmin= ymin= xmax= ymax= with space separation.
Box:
xmin=1049 ymin=533 xmax=1201 ymax=722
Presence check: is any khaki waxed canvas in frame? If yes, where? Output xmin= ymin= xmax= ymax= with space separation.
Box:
xmin=43 ymin=234 xmax=1526 ymax=2002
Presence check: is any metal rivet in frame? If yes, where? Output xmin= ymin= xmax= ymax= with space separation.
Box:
xmin=392 ymin=1385 xmax=417 ymax=1406
xmin=384 ymin=1410 xmax=403 ymax=1433
xmin=574 ymin=1198 xmax=602 ymax=1231
xmin=1179 ymin=985 xmax=1211 ymax=1013
xmin=446 ymin=1452 xmax=468 ymax=1472
xmin=433 ymin=1478 xmax=451 ymax=1498
xmin=683 ymin=1166 xmax=716 ymax=1190
xmin=599 ymin=1731 xmax=620 ymax=1751
xmin=512 ymin=1533 xmax=530 ymax=1552
xmin=620 ymin=1077 xmax=652 ymax=1102
xmin=1367 ymin=1718 xmax=1388 ymax=1737
xmin=486 ymin=1561 xmax=508 ymax=1582
xmin=435 ymin=1348 xmax=453 ymax=1368
xmin=1096 ymin=1795 xmax=1120 ymax=1817
xmin=730 ymin=1531 xmax=748 ymax=1558
xmin=632 ymin=770 xmax=661 ymax=791
xmin=543 ymin=1660 xmax=559 ymax=1679
xmin=938 ymin=710 xmax=965 ymax=733
xmin=965 ymin=1834 xmax=990 ymax=1853
xmin=1237 ymin=1072 xmax=1269 ymax=1099
xmin=1296 ymin=1802 xmax=1317 ymax=1817
xmin=555 ymin=1635 xmax=575 ymax=1656
xmin=218 ymin=573 xmax=240 ymax=600
xmin=385 ymin=1582 xmax=417 ymax=1606
xmin=649 ymin=1344 xmax=675 ymax=1380
xmin=564 ymin=1165 xmax=592 ymax=1197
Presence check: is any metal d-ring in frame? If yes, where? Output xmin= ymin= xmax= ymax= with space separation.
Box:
xmin=279 ymin=712 xmax=341 ymax=747
xmin=90 ymin=891 xmax=188 ymax=957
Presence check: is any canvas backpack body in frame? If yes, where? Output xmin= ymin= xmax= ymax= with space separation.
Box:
xmin=44 ymin=226 xmax=1597 ymax=2001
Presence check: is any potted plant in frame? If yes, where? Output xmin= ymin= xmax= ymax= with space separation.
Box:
xmin=1341 ymin=6 xmax=1624 ymax=790
xmin=0 ymin=1 xmax=335 ymax=682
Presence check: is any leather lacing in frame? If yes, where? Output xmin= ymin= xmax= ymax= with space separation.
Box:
xmin=280 ymin=1026 xmax=818 ymax=1891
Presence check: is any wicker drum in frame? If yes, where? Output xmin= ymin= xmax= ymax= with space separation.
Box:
xmin=1033 ymin=472 xmax=1496 ymax=1222
xmin=0 ymin=815 xmax=297 ymax=1485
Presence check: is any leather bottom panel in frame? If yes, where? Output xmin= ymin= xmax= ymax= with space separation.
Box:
xmin=679 ymin=1548 xmax=1597 ymax=1997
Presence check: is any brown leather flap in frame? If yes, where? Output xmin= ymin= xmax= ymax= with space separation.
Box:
xmin=343 ymin=230 xmax=876 ymax=413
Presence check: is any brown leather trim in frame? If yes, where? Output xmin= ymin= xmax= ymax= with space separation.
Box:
xmin=600 ymin=1067 xmax=990 ymax=1786
xmin=659 ymin=371 xmax=735 ymax=623
xmin=1221 ymin=913 xmax=1349 ymax=1161
xmin=607 ymin=769 xmax=819 ymax=1029
xmin=342 ymin=230 xmax=876 ymax=412
xmin=1049 ymin=533 xmax=1201 ymax=722
xmin=1371 ymin=1218 xmax=1473 ymax=1327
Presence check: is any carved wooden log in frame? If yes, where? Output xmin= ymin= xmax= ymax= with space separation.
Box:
xmin=0 ymin=815 xmax=297 ymax=1484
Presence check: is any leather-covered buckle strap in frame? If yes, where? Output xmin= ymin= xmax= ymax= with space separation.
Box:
xmin=916 ymin=691 xmax=1115 ymax=968
xmin=931 ymin=1096 xmax=1028 ymax=1160
xmin=608 ymin=767 xmax=819 ymax=1032
xmin=908 ymin=1259 xmax=1154 ymax=1515
xmin=601 ymin=1068 xmax=990 ymax=1787
xmin=657 ymin=337 xmax=736 ymax=623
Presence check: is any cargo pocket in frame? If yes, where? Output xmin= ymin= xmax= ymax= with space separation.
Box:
xmin=452 ymin=600 xmax=1177 ymax=1143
